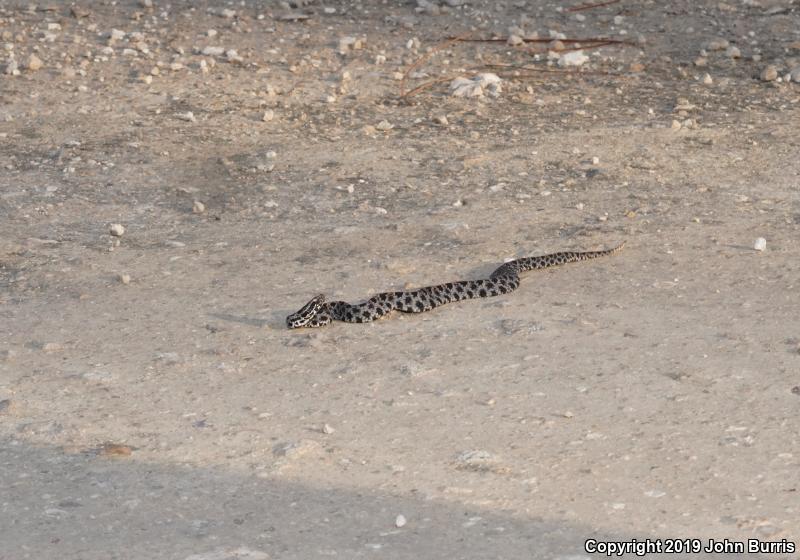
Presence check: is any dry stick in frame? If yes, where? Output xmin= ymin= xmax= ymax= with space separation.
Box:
xmin=449 ymin=36 xmax=634 ymax=46
xmin=400 ymin=32 xmax=471 ymax=97
xmin=566 ymin=0 xmax=621 ymax=12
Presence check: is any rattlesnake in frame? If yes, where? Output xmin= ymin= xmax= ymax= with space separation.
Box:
xmin=286 ymin=242 xmax=624 ymax=328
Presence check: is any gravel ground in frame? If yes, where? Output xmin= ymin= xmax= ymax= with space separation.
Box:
xmin=1 ymin=1 xmax=799 ymax=559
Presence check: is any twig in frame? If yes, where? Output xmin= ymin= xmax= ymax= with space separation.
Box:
xmin=566 ymin=0 xmax=621 ymax=12
xmin=448 ymin=36 xmax=634 ymax=46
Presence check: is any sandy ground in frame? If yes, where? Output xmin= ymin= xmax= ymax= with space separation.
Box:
xmin=1 ymin=1 xmax=800 ymax=558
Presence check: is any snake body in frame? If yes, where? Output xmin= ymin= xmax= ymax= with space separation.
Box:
xmin=286 ymin=243 xmax=624 ymax=328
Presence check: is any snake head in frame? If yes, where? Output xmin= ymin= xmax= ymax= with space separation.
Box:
xmin=286 ymin=294 xmax=326 ymax=329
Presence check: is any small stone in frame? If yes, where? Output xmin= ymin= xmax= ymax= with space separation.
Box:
xmin=671 ymin=119 xmax=682 ymax=130
xmin=177 ymin=111 xmax=196 ymax=123
xmin=4 ymin=58 xmax=19 ymax=76
xmin=629 ymin=62 xmax=645 ymax=72
xmin=558 ymin=50 xmax=588 ymax=67
xmin=726 ymin=45 xmax=741 ymax=58
xmin=140 ymin=0 xmax=153 ymax=7
xmin=190 ymin=200 xmax=205 ymax=214
xmin=395 ymin=514 xmax=407 ymax=528
xmin=118 ymin=273 xmax=131 ymax=284
xmin=694 ymin=57 xmax=708 ymax=67
xmin=434 ymin=115 xmax=448 ymax=126
xmin=220 ymin=8 xmax=236 ymax=18
xmin=760 ymin=65 xmax=778 ymax=82
xmin=790 ymin=66 xmax=800 ymax=83
xmin=110 ymin=29 xmax=126 ymax=41
xmin=753 ymin=237 xmax=766 ymax=251
xmin=322 ymin=423 xmax=335 ymax=434
xmin=591 ymin=156 xmax=600 ymax=165
xmin=26 ymin=54 xmax=43 ymax=71
xmin=207 ymin=29 xmax=217 ymax=38
xmin=375 ymin=120 xmax=394 ymax=131
xmin=702 ymin=73 xmax=713 ymax=85
xmin=262 ymin=109 xmax=274 ymax=122
xmin=109 ymin=223 xmax=125 ymax=236
xmin=705 ymin=38 xmax=729 ymax=51
xmin=225 ymin=49 xmax=243 ymax=63
xmin=201 ymin=46 xmax=225 ymax=56
xmin=507 ymin=35 xmax=523 ymax=46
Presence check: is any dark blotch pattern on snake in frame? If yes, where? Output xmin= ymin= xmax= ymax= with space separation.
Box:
xmin=286 ymin=243 xmax=624 ymax=328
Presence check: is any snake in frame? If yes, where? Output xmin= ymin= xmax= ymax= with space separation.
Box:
xmin=286 ymin=242 xmax=624 ymax=328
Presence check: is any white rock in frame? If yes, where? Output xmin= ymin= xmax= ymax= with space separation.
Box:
xmin=226 ymin=49 xmax=243 ymax=63
xmin=110 ymin=29 xmax=126 ymax=41
xmin=507 ymin=35 xmax=523 ymax=46
xmin=119 ymin=273 xmax=131 ymax=284
xmin=4 ymin=58 xmax=19 ymax=76
xmin=109 ymin=223 xmax=125 ymax=237
xmin=702 ymin=73 xmax=713 ymax=85
xmin=201 ymin=46 xmax=225 ymax=56
xmin=449 ymin=73 xmax=502 ymax=98
xmin=322 ymin=423 xmax=335 ymax=434
xmin=395 ymin=514 xmax=407 ymax=528
xmin=558 ymin=50 xmax=588 ymax=67
xmin=726 ymin=45 xmax=741 ymax=58
xmin=262 ymin=109 xmax=274 ymax=122
xmin=177 ymin=111 xmax=196 ymax=122
xmin=220 ymin=9 xmax=236 ymax=18
xmin=192 ymin=200 xmax=205 ymax=214
xmin=375 ymin=120 xmax=394 ymax=131
xmin=754 ymin=237 xmax=766 ymax=251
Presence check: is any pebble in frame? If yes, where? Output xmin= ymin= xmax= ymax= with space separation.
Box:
xmin=449 ymin=73 xmax=502 ymax=98
xmin=262 ymin=109 xmax=274 ymax=122
xmin=4 ymin=58 xmax=19 ymax=75
xmin=109 ymin=223 xmax=125 ymax=236
xmin=110 ymin=29 xmax=126 ymax=41
xmin=760 ymin=65 xmax=778 ymax=82
xmin=726 ymin=45 xmax=741 ymax=58
xmin=507 ymin=35 xmax=523 ymax=46
xmin=322 ymin=423 xmax=335 ymax=434
xmin=753 ymin=237 xmax=766 ymax=251
xmin=705 ymin=38 xmax=729 ymax=51
xmin=671 ymin=119 xmax=682 ymax=130
xmin=118 ymin=273 xmax=131 ymax=284
xmin=434 ymin=115 xmax=448 ymax=126
xmin=558 ymin=50 xmax=588 ymax=67
xmin=702 ymin=73 xmax=713 ymax=85
xmin=225 ymin=49 xmax=243 ymax=63
xmin=177 ymin=111 xmax=197 ymax=122
xmin=395 ymin=514 xmax=407 ymax=528
xmin=201 ymin=46 xmax=226 ymax=56
xmin=42 ymin=342 xmax=63 ymax=352
xmin=191 ymin=200 xmax=205 ymax=214
xmin=26 ymin=54 xmax=43 ymax=71
xmin=375 ymin=120 xmax=394 ymax=131
xmin=790 ymin=66 xmax=800 ymax=83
